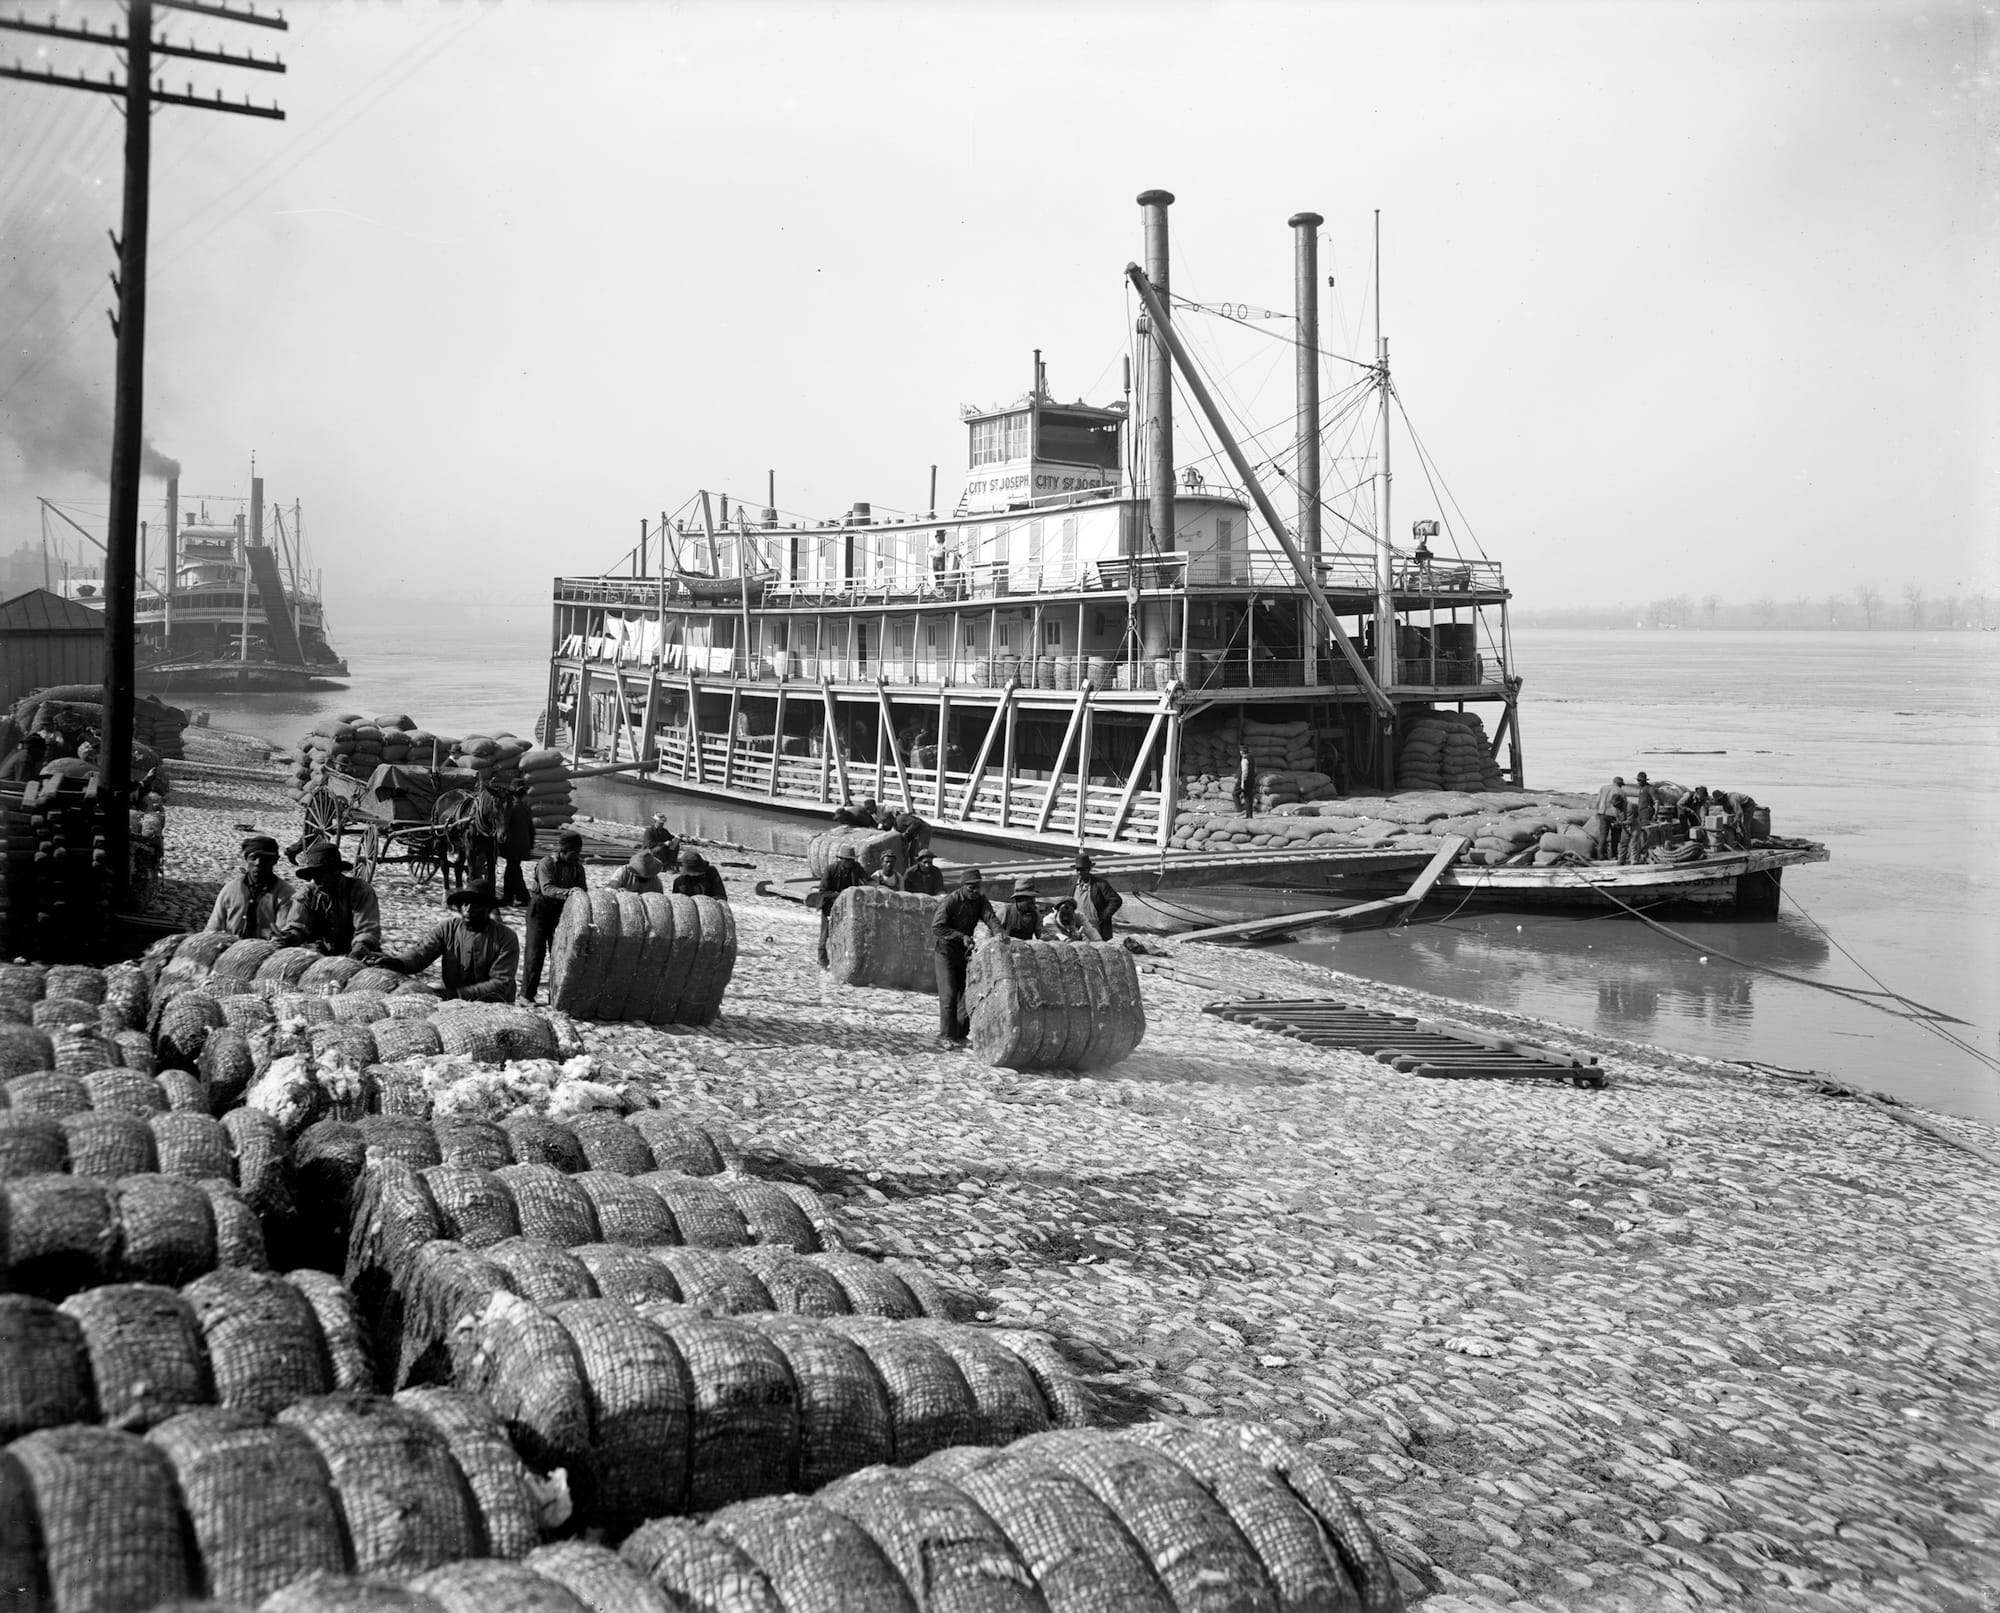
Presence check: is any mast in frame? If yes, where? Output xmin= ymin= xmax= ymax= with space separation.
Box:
xmin=1289 ymin=212 xmax=1323 ymax=564
xmin=1372 ymin=210 xmax=1395 ymax=689
xmin=1137 ymin=190 xmax=1176 ymax=553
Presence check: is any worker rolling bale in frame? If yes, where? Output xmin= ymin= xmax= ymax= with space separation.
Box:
xmin=825 ymin=886 xmax=935 ymax=993
xmin=965 ymin=940 xmax=1145 ymax=1072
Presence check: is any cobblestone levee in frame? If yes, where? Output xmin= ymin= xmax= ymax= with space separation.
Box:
xmin=152 ymin=730 xmax=2000 ymax=1613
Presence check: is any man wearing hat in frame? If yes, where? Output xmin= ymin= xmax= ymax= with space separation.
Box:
xmin=997 ymin=880 xmax=1045 ymax=941
xmin=1070 ymin=853 xmax=1124 ymax=941
xmin=521 ymin=828 xmax=588 ymax=1003
xmin=1050 ymin=896 xmax=1089 ymax=940
xmin=500 ymin=780 xmax=537 ymax=906
xmin=672 ymin=849 xmax=727 ymax=901
xmin=205 ymin=833 xmax=295 ymax=939
xmin=275 ymin=842 xmax=383 ymax=957
xmin=901 ymin=849 xmax=944 ymax=896
xmin=930 ymin=866 xmax=1001 ymax=1045
xmin=376 ymin=878 xmax=518 ymax=1002
xmin=815 ymin=842 xmax=871 ymax=968
xmin=612 ymin=850 xmax=665 ymax=894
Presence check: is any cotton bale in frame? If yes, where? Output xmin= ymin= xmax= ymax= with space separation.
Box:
xmin=805 ymin=827 xmax=906 ymax=883
xmin=965 ymin=940 xmax=1145 ymax=1072
xmin=825 ymin=885 xmax=936 ymax=994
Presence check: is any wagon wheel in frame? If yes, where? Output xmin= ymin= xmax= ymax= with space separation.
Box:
xmin=354 ymin=822 xmax=384 ymax=885
xmin=301 ymin=787 xmax=351 ymax=852
xmin=406 ymin=825 xmax=450 ymax=890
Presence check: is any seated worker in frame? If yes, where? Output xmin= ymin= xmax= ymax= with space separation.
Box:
xmin=376 ymin=878 xmax=518 ymax=1002
xmin=997 ymin=881 xmax=1044 ymax=941
xmin=643 ymin=817 xmax=681 ymax=867
xmin=672 ymin=849 xmax=728 ymax=900
xmin=1050 ymin=897 xmax=1090 ymax=940
xmin=815 ymin=843 xmax=871 ymax=967
xmin=901 ymin=849 xmax=945 ymax=896
xmin=206 ymin=833 xmax=295 ymax=939
xmin=612 ymin=850 xmax=665 ymax=894
xmin=275 ymin=842 xmax=383 ymax=957
xmin=931 ymin=867 xmax=1001 ymax=1045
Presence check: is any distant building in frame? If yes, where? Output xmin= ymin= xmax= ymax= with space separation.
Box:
xmin=0 ymin=545 xmax=46 ymax=602
xmin=0 ymin=587 xmax=103 ymax=709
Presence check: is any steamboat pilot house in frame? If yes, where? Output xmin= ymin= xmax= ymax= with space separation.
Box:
xmin=548 ymin=209 xmax=1519 ymax=852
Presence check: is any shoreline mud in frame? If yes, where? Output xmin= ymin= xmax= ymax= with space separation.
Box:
xmin=151 ymin=729 xmax=2000 ymax=1611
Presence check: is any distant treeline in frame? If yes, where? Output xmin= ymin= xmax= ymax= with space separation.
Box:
xmin=1515 ymin=587 xmax=1996 ymax=631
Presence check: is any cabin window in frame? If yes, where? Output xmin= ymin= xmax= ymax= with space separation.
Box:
xmin=1027 ymin=520 xmax=1045 ymax=571
xmin=1217 ymin=517 xmax=1237 ymax=584
xmin=925 ymin=626 xmax=937 ymax=648
xmin=969 ymin=412 xmax=1031 ymax=467
xmin=1036 ymin=407 xmax=1121 ymax=469
xmin=997 ymin=624 xmax=1014 ymax=650
xmin=1043 ymin=620 xmax=1062 ymax=647
xmin=1059 ymin=517 xmax=1077 ymax=575
xmin=963 ymin=627 xmax=976 ymax=649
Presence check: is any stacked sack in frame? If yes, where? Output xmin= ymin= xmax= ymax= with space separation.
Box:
xmin=1394 ymin=709 xmax=1507 ymax=793
xmin=544 ymin=890 xmax=736 ymax=1027
xmin=965 ymin=940 xmax=1146 ymax=1071
xmin=10 ymin=686 xmax=189 ymax=761
xmin=1179 ymin=717 xmax=1340 ymax=812
xmin=0 ymin=777 xmax=116 ymax=962
xmin=293 ymin=715 xmax=459 ymax=801
xmin=517 ymin=747 xmax=575 ymax=833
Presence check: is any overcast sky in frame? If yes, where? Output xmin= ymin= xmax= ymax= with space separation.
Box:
xmin=0 ymin=0 xmax=1989 ymax=615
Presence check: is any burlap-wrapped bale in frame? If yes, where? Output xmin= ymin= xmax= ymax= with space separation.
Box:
xmin=545 ymin=890 xmax=623 ymax=1020
xmin=111 ymin=1175 xmax=218 ymax=1286
xmin=186 ymin=1269 xmax=335 ymax=1414
xmin=372 ymin=1016 xmax=444 ymax=1063
xmin=300 ymin=955 xmax=368 ymax=996
xmin=0 ymin=1113 xmax=69 ymax=1178
xmin=32 ymin=996 xmax=99 ymax=1031
xmin=211 ymin=939 xmax=282 ymax=993
xmin=50 ymin=1026 xmax=120 ymax=1077
xmin=433 ymin=1003 xmax=560 ymax=1064
xmin=965 ymin=940 xmax=1145 ymax=1072
xmin=0 ymin=1295 xmax=95 ymax=1439
xmin=5 ymin=1425 xmax=195 ymax=1611
xmin=81 ymin=1067 xmax=165 ymax=1117
xmin=255 ymin=946 xmax=322 ymax=990
xmin=62 ymin=1283 xmax=211 ymax=1430
xmin=149 ymin=1406 xmax=350 ymax=1604
xmin=1 ymin=1176 xmax=123 ymax=1297
xmin=396 ymin=1387 xmax=547 ymax=1562
xmin=825 ymin=885 xmax=936 ymax=994
xmin=156 ymin=992 xmax=226 ymax=1071
xmin=43 ymin=967 xmax=104 ymax=1007
xmin=805 ymin=826 xmax=906 ymax=882
xmin=0 ymin=1023 xmax=54 ymax=1079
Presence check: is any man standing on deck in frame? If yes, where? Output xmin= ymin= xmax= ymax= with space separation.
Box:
xmin=276 ymin=843 xmax=383 ymax=957
xmin=1071 ymin=854 xmax=1124 ymax=941
xmin=377 ymin=878 xmax=519 ymax=1002
xmin=520 ymin=828 xmax=588 ymax=1003
xmin=931 ymin=867 xmax=1001 ymax=1046
xmin=206 ymin=834 xmax=294 ymax=939
xmin=816 ymin=844 xmax=871 ymax=967
xmin=1594 ymin=776 xmax=1627 ymax=817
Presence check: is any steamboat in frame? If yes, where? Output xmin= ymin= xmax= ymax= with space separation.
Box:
xmin=47 ymin=472 xmax=348 ymax=692
xmin=544 ymin=192 xmax=1826 ymax=918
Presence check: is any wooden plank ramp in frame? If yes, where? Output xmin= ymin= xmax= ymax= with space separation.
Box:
xmin=1176 ymin=836 xmax=1469 ymax=944
xmin=1206 ymin=995 xmax=1606 ymax=1087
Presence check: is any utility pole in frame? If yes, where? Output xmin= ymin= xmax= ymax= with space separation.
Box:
xmin=1 ymin=0 xmax=285 ymax=905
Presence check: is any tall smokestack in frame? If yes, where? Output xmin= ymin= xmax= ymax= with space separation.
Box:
xmin=250 ymin=476 xmax=263 ymax=547
xmin=1289 ymin=212 xmax=1324 ymax=563
xmin=1137 ymin=189 xmax=1176 ymax=551
xmin=165 ymin=476 xmax=178 ymax=589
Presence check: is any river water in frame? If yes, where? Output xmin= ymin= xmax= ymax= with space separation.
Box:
xmin=194 ymin=616 xmax=2000 ymax=1120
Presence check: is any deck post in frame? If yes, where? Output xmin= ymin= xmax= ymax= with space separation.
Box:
xmin=933 ymin=689 xmax=950 ymax=814
xmin=1074 ymin=695 xmax=1094 ymax=841
xmin=685 ymin=673 xmax=703 ymax=783
xmin=573 ymin=664 xmax=590 ymax=766
xmin=999 ymin=691 xmax=1019 ymax=825
xmin=722 ymin=686 xmax=740 ymax=789
xmin=876 ymin=683 xmax=913 ymax=809
xmin=955 ymin=689 xmax=1006 ymax=823
xmin=611 ymin=669 xmax=642 ymax=763
xmin=770 ymin=681 xmax=787 ymax=798
xmin=1035 ymin=685 xmax=1091 ymax=835
xmin=1157 ymin=703 xmax=1182 ymax=850
xmin=821 ymin=682 xmax=850 ymax=804
xmin=1110 ymin=692 xmax=1172 ymax=843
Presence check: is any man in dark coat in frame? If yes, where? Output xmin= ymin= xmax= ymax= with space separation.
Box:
xmin=378 ymin=878 xmax=519 ymax=1002
xmin=1070 ymin=853 xmax=1124 ymax=940
xmin=816 ymin=844 xmax=872 ymax=967
xmin=500 ymin=782 xmax=537 ymax=906
xmin=930 ymin=867 xmax=1000 ymax=1045
xmin=672 ymin=850 xmax=727 ymax=900
xmin=997 ymin=881 xmax=1044 ymax=941
xmin=276 ymin=842 xmax=383 ymax=957
xmin=521 ymin=828 xmax=587 ymax=1003
xmin=901 ymin=850 xmax=945 ymax=895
